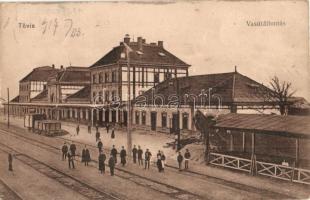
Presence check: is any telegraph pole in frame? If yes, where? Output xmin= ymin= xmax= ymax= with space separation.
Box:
xmin=125 ymin=43 xmax=132 ymax=155
xmin=176 ymin=74 xmax=181 ymax=151
xmin=7 ymin=88 xmax=10 ymax=128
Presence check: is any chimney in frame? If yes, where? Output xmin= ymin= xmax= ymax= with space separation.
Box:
xmin=52 ymin=64 xmax=55 ymax=69
xmin=124 ymin=34 xmax=130 ymax=44
xmin=142 ymin=38 xmax=146 ymax=44
xmin=137 ymin=36 xmax=143 ymax=50
xmin=150 ymin=42 xmax=156 ymax=46
xmin=60 ymin=65 xmax=63 ymax=69
xmin=158 ymin=41 xmax=163 ymax=47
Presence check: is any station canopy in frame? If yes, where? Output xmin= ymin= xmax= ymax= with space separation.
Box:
xmin=213 ymin=113 xmax=310 ymax=139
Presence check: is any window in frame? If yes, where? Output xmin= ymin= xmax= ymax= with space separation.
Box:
xmin=105 ymin=91 xmax=109 ymax=102
xmin=161 ymin=112 xmax=167 ymax=128
xmin=92 ymin=74 xmax=97 ymax=84
xmin=105 ymin=72 xmax=109 ymax=83
xmin=93 ymin=92 xmax=96 ymax=101
xmin=135 ymin=111 xmax=140 ymax=124
xmin=142 ymin=111 xmax=146 ymax=125
xmin=98 ymin=91 xmax=103 ymax=103
xmin=112 ymin=71 xmax=117 ymax=82
xmin=182 ymin=113 xmax=189 ymax=130
xmin=111 ymin=91 xmax=116 ymax=101
xmin=99 ymin=72 xmax=103 ymax=83
xmin=154 ymin=72 xmax=160 ymax=83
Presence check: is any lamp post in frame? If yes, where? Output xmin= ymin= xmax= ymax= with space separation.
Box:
xmin=176 ymin=75 xmax=181 ymax=151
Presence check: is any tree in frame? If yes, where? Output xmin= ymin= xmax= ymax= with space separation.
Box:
xmin=268 ymin=76 xmax=296 ymax=115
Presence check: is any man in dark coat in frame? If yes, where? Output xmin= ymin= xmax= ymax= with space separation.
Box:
xmin=156 ymin=150 xmax=163 ymax=172
xmin=8 ymin=153 xmax=13 ymax=171
xmin=120 ymin=146 xmax=127 ymax=166
xmin=137 ymin=146 xmax=143 ymax=166
xmin=144 ymin=149 xmax=152 ymax=170
xmin=110 ymin=145 xmax=118 ymax=163
xmin=96 ymin=130 xmax=100 ymax=142
xmin=177 ymin=151 xmax=183 ymax=171
xmin=62 ymin=142 xmax=68 ymax=160
xmin=68 ymin=151 xmax=75 ymax=169
xmin=82 ymin=146 xmax=91 ymax=166
xmin=132 ymin=145 xmax=137 ymax=164
xmin=76 ymin=124 xmax=80 ymax=136
xmin=184 ymin=149 xmax=191 ymax=170
xmin=97 ymin=140 xmax=103 ymax=153
xmin=98 ymin=152 xmax=106 ymax=174
xmin=70 ymin=142 xmax=76 ymax=159
xmin=108 ymin=155 xmax=115 ymax=176
xmin=111 ymin=127 xmax=115 ymax=139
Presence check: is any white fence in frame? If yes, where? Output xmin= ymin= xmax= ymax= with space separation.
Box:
xmin=209 ymin=152 xmax=310 ymax=185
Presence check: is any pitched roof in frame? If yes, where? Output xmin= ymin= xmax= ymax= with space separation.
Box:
xmin=90 ymin=42 xmax=190 ymax=68
xmin=50 ymin=67 xmax=90 ymax=84
xmin=10 ymin=95 xmax=19 ymax=103
xmin=31 ymin=89 xmax=48 ymax=102
xmin=135 ymin=71 xmax=277 ymax=105
xmin=213 ymin=113 xmax=310 ymax=138
xmin=20 ymin=66 xmax=59 ymax=82
xmin=65 ymin=85 xmax=91 ymax=102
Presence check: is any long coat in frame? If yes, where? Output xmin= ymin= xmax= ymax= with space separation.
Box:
xmin=82 ymin=149 xmax=91 ymax=162
xmin=98 ymin=154 xmax=106 ymax=170
xmin=108 ymin=157 xmax=115 ymax=168
xmin=120 ymin=149 xmax=127 ymax=165
xmin=111 ymin=130 xmax=115 ymax=139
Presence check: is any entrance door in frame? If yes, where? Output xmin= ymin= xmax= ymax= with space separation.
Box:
xmin=123 ymin=111 xmax=128 ymax=126
xmin=151 ymin=112 xmax=157 ymax=131
xmin=105 ymin=109 xmax=109 ymax=123
xmin=99 ymin=110 xmax=103 ymax=125
xmin=172 ymin=113 xmax=178 ymax=133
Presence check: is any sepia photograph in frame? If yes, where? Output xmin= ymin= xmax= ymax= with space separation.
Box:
xmin=0 ymin=1 xmax=309 ymax=199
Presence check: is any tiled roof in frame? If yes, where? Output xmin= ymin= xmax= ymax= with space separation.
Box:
xmin=31 ymin=89 xmax=48 ymax=102
xmin=20 ymin=66 xmax=59 ymax=82
xmin=136 ymin=71 xmax=277 ymax=105
xmin=66 ymin=85 xmax=91 ymax=102
xmin=90 ymin=42 xmax=190 ymax=68
xmin=213 ymin=113 xmax=310 ymax=138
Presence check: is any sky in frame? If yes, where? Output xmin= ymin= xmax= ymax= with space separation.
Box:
xmin=0 ymin=1 xmax=309 ymax=101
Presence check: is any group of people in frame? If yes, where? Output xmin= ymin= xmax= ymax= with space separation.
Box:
xmin=177 ymin=149 xmax=191 ymax=171
xmin=62 ymin=142 xmax=77 ymax=169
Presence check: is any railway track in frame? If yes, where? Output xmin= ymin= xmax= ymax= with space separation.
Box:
xmin=0 ymin=178 xmax=22 ymax=200
xmin=0 ymin=142 xmax=122 ymax=200
xmin=0 ymin=125 xmax=297 ymax=199
xmin=0 ymin=128 xmax=204 ymax=200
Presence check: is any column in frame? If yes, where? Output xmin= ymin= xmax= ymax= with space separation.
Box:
xmin=251 ymin=133 xmax=255 ymax=155
xmin=242 ymin=132 xmax=245 ymax=152
xmin=91 ymin=108 xmax=94 ymax=126
xmin=116 ymin=109 xmax=119 ymax=123
xmin=295 ymin=138 xmax=299 ymax=167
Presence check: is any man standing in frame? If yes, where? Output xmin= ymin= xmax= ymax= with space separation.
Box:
xmin=98 ymin=152 xmax=106 ymax=174
xmin=184 ymin=149 xmax=191 ymax=170
xmin=95 ymin=124 xmax=99 ymax=132
xmin=161 ymin=151 xmax=166 ymax=172
xmin=61 ymin=142 xmax=68 ymax=160
xmin=111 ymin=127 xmax=115 ymax=139
xmin=70 ymin=142 xmax=77 ymax=159
xmin=110 ymin=145 xmax=118 ymax=163
xmin=108 ymin=155 xmax=115 ymax=176
xmin=8 ymin=153 xmax=13 ymax=171
xmin=68 ymin=151 xmax=75 ymax=169
xmin=120 ymin=146 xmax=127 ymax=167
xmin=137 ymin=146 xmax=143 ymax=166
xmin=132 ymin=145 xmax=137 ymax=164
xmin=76 ymin=124 xmax=80 ymax=136
xmin=177 ymin=151 xmax=183 ymax=171
xmin=144 ymin=149 xmax=152 ymax=170
xmin=96 ymin=130 xmax=100 ymax=142
xmin=97 ymin=139 xmax=103 ymax=153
